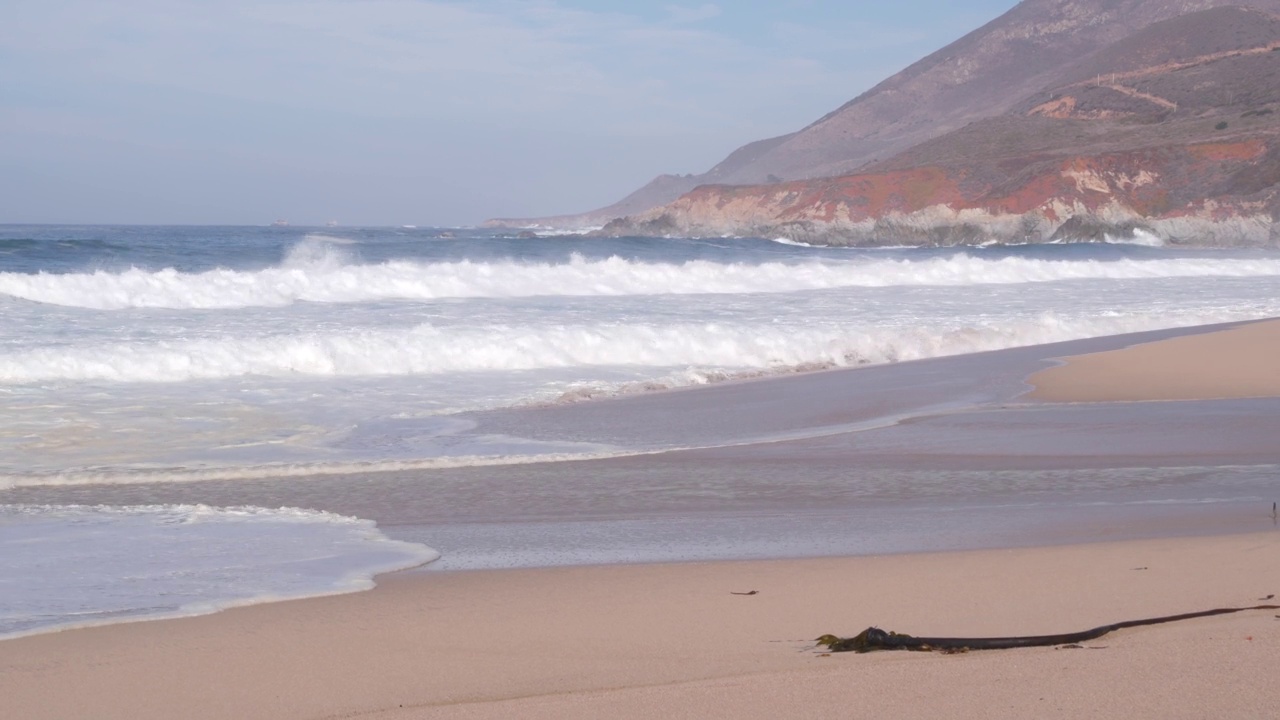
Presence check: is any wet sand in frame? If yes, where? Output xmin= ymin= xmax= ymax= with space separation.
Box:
xmin=2 ymin=532 xmax=1278 ymax=719
xmin=12 ymin=319 xmax=1280 ymax=567
xmin=4 ymin=318 xmax=1280 ymax=718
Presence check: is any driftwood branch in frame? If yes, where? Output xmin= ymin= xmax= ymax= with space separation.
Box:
xmin=816 ymin=604 xmax=1280 ymax=653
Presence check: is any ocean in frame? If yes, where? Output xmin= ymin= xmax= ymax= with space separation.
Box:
xmin=3 ymin=223 xmax=1280 ymax=637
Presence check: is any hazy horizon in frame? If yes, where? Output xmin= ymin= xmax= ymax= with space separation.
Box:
xmin=2 ymin=1 xmax=1017 ymax=227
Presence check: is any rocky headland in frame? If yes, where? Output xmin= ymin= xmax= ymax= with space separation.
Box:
xmin=601 ymin=129 xmax=1280 ymax=247
xmin=490 ymin=2 xmax=1280 ymax=247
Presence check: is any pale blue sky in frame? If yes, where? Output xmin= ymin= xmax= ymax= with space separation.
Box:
xmin=1 ymin=1 xmax=1018 ymax=226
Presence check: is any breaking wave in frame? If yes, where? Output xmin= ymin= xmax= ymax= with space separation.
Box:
xmin=1 ymin=310 xmax=1266 ymax=385
xmin=3 ymin=243 xmax=1279 ymax=310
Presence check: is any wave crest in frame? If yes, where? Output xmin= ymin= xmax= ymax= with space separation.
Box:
xmin=0 ymin=311 xmax=1265 ymax=385
xmin=3 ymin=241 xmax=1279 ymax=310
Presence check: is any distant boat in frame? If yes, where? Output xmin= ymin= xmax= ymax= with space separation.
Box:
xmin=271 ymin=219 xmax=289 ymax=227
xmin=325 ymin=220 xmax=339 ymax=227
xmin=400 ymin=225 xmax=417 ymax=229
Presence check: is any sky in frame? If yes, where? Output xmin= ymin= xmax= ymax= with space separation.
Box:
xmin=1 ymin=1 xmax=1019 ymax=226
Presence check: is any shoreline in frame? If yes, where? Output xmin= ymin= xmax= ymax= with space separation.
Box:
xmin=3 ymin=316 xmax=1274 ymax=495
xmin=5 ymin=491 xmax=1275 ymax=644
xmin=4 ymin=531 xmax=1278 ymax=719
xmin=4 ymin=315 xmax=1280 ymax=717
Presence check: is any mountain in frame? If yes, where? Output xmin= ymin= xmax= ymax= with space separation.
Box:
xmin=488 ymin=0 xmax=1280 ymax=230
xmin=595 ymin=4 xmax=1280 ymax=246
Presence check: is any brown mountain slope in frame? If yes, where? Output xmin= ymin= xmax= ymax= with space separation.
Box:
xmin=1013 ymin=5 xmax=1280 ymax=121
xmin=600 ymin=7 xmax=1280 ymax=247
xmin=712 ymin=0 xmax=1272 ymax=183
xmin=489 ymin=0 xmax=1280 ymax=228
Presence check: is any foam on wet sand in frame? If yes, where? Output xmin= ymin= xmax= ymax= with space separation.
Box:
xmin=1 ymin=532 xmax=1278 ymax=719
xmin=4 ymin=318 xmax=1280 ymax=719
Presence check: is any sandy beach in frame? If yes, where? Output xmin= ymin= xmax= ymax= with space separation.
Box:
xmin=4 ymin=319 xmax=1280 ymax=719
xmin=2 ymin=532 xmax=1278 ymax=719
xmin=12 ymin=0 xmax=1280 ymax=714
xmin=1029 ymin=318 xmax=1280 ymax=402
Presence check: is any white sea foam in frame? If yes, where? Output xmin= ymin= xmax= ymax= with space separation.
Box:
xmin=3 ymin=246 xmax=1279 ymax=310
xmin=0 ymin=504 xmax=439 ymax=639
xmin=529 ymin=227 xmax=603 ymax=237
xmin=0 ymin=450 xmax=632 ymax=489
xmin=769 ymin=236 xmax=821 ymax=247
xmin=1106 ymin=228 xmax=1166 ymax=247
xmin=0 ymin=309 xmax=1265 ymax=386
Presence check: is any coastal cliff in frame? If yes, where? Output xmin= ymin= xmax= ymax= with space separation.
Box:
xmin=489 ymin=0 xmax=1280 ymax=234
xmin=601 ymin=135 xmax=1280 ymax=246
xmin=597 ymin=6 xmax=1280 ymax=246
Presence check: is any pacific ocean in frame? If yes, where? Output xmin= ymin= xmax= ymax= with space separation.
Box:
xmin=4 ymin=223 xmax=1280 ymax=636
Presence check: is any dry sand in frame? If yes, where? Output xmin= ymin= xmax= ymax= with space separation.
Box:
xmin=1028 ymin=318 xmax=1280 ymax=402
xmin=3 ymin=532 xmax=1279 ymax=720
